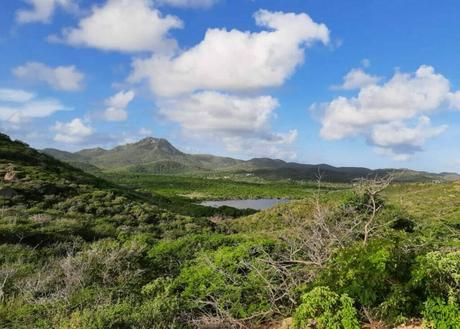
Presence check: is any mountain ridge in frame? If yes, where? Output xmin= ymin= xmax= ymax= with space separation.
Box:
xmin=42 ymin=137 xmax=460 ymax=183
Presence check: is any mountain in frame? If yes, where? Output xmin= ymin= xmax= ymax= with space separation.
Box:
xmin=42 ymin=137 xmax=460 ymax=183
xmin=44 ymin=137 xmax=244 ymax=175
xmin=75 ymin=137 xmax=188 ymax=170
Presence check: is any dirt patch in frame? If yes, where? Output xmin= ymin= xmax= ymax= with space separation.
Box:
xmin=257 ymin=319 xmax=423 ymax=329
xmin=255 ymin=318 xmax=293 ymax=329
xmin=362 ymin=319 xmax=423 ymax=329
xmin=395 ymin=320 xmax=423 ymax=329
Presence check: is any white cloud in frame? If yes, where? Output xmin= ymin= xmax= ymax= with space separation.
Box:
xmin=159 ymin=91 xmax=278 ymax=135
xmin=447 ymin=90 xmax=460 ymax=109
xmin=317 ymin=65 xmax=457 ymax=160
xmin=335 ymin=68 xmax=381 ymax=90
xmin=16 ymin=0 xmax=78 ymax=24
xmin=320 ymin=66 xmax=450 ymax=140
xmin=13 ymin=62 xmax=85 ymax=91
xmin=103 ymin=90 xmax=135 ymax=121
xmin=129 ymin=9 xmax=330 ymax=97
xmin=155 ymin=0 xmax=218 ymax=8
xmin=158 ymin=91 xmax=297 ymax=156
xmin=106 ymin=90 xmax=135 ymax=109
xmin=371 ymin=117 xmax=447 ymax=161
xmin=222 ymin=130 xmax=298 ymax=160
xmin=0 ymin=100 xmax=68 ymax=124
xmin=52 ymin=0 xmax=183 ymax=53
xmin=52 ymin=118 xmax=93 ymax=143
xmin=0 ymin=88 xmax=35 ymax=103
xmin=0 ymin=88 xmax=69 ymax=124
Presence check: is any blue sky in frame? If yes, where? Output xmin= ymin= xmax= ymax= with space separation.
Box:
xmin=1 ymin=0 xmax=460 ymax=172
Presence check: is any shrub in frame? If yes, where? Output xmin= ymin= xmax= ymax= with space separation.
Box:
xmin=411 ymin=250 xmax=460 ymax=303
xmin=412 ymin=250 xmax=460 ymax=328
xmin=62 ymin=303 xmax=134 ymax=329
xmin=317 ymin=239 xmax=415 ymax=307
xmin=147 ymin=233 xmax=243 ymax=276
xmin=133 ymin=296 xmax=183 ymax=328
xmin=173 ymin=238 xmax=278 ymax=320
xmin=422 ymin=298 xmax=460 ymax=329
xmin=293 ymin=286 xmax=360 ymax=329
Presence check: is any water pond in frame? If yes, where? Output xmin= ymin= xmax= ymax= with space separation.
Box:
xmin=199 ymin=198 xmax=289 ymax=210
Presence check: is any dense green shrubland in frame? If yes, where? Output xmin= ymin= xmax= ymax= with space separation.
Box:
xmin=103 ymin=172 xmax=324 ymax=200
xmin=1 ymin=133 xmax=459 ymax=328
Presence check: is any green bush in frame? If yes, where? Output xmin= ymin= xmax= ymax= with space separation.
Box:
xmin=411 ymin=250 xmax=460 ymax=303
xmin=294 ymin=286 xmax=360 ymax=329
xmin=61 ymin=303 xmax=134 ymax=329
xmin=422 ymin=298 xmax=460 ymax=329
xmin=173 ymin=238 xmax=278 ymax=319
xmin=412 ymin=250 xmax=460 ymax=328
xmin=147 ymin=233 xmax=243 ymax=276
xmin=317 ymin=239 xmax=415 ymax=307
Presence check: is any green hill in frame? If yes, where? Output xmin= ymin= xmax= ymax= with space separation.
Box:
xmin=0 ymin=133 xmax=192 ymax=244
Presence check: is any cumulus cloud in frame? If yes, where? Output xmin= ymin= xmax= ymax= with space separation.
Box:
xmin=52 ymin=118 xmax=93 ymax=143
xmin=158 ymin=91 xmax=297 ymax=156
xmin=159 ymin=91 xmax=278 ymax=134
xmin=335 ymin=68 xmax=382 ymax=90
xmin=51 ymin=0 xmax=183 ymax=53
xmin=0 ymin=88 xmax=69 ymax=124
xmin=155 ymin=0 xmax=218 ymax=8
xmin=317 ymin=65 xmax=458 ymax=160
xmin=13 ymin=62 xmax=85 ymax=91
xmin=16 ymin=0 xmax=78 ymax=24
xmin=371 ymin=117 xmax=447 ymax=161
xmin=103 ymin=90 xmax=135 ymax=121
xmin=129 ymin=9 xmax=330 ymax=97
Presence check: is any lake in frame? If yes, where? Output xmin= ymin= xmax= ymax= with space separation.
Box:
xmin=199 ymin=198 xmax=289 ymax=210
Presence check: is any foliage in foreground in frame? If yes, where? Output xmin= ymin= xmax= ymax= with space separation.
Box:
xmin=294 ymin=286 xmax=360 ymax=329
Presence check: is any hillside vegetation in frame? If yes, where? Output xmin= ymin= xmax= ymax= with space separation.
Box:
xmin=1 ymin=133 xmax=459 ymax=328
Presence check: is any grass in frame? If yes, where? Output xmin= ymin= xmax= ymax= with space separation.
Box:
xmin=385 ymin=182 xmax=460 ymax=223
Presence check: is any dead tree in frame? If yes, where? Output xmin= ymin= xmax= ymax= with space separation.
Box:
xmin=354 ymin=175 xmax=393 ymax=245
